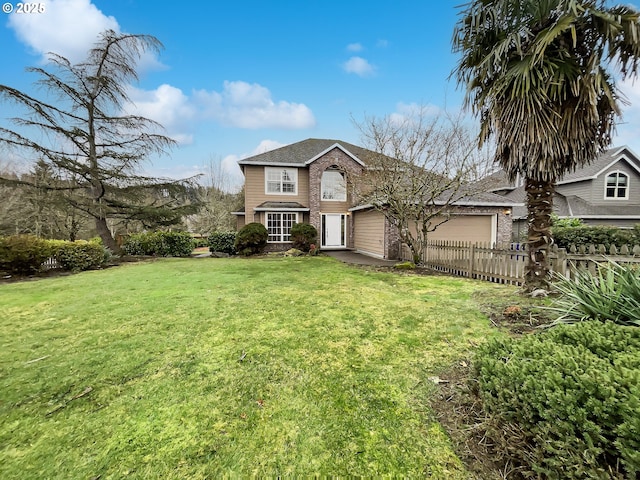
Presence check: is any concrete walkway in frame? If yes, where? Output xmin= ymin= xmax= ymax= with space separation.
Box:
xmin=323 ymin=250 xmax=398 ymax=266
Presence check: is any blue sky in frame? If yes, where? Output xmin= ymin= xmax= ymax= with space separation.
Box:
xmin=2 ymin=0 xmax=640 ymax=190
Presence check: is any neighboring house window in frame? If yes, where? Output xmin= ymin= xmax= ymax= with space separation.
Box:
xmin=266 ymin=168 xmax=297 ymax=195
xmin=604 ymin=171 xmax=629 ymax=199
xmin=321 ymin=170 xmax=346 ymax=201
xmin=267 ymin=212 xmax=297 ymax=242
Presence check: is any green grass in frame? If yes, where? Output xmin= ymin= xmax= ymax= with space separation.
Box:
xmin=0 ymin=256 xmax=512 ymax=478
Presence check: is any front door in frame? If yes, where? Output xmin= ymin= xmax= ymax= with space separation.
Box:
xmin=322 ymin=214 xmax=346 ymax=248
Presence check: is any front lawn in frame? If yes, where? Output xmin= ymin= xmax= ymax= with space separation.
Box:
xmin=0 ymin=256 xmax=512 ymax=478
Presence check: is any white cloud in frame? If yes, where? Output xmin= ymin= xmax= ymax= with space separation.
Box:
xmin=376 ymin=39 xmax=389 ymax=48
xmin=389 ymin=102 xmax=443 ymax=125
xmin=347 ymin=43 xmax=363 ymax=52
xmin=123 ymin=84 xmax=197 ymax=145
xmin=612 ymin=78 xmax=640 ymax=152
xmin=194 ymin=81 xmax=316 ymax=129
xmin=343 ymin=56 xmax=376 ymax=77
xmin=7 ymin=0 xmax=119 ymax=63
xmin=219 ymin=140 xmax=288 ymax=190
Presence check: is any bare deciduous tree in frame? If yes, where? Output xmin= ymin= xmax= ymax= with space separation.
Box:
xmin=186 ymin=156 xmax=244 ymax=235
xmin=355 ymin=108 xmax=495 ymax=264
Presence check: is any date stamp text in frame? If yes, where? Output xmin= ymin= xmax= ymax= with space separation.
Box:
xmin=3 ymin=3 xmax=47 ymax=14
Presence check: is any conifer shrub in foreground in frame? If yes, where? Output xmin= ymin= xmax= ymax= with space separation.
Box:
xmin=473 ymin=321 xmax=640 ymax=479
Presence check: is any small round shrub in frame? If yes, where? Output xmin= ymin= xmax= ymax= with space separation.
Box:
xmin=234 ymin=222 xmax=268 ymax=256
xmin=473 ymin=321 xmax=640 ymax=479
xmin=290 ymin=223 xmax=317 ymax=252
xmin=52 ymin=241 xmax=107 ymax=272
xmin=208 ymin=232 xmax=237 ymax=255
xmin=0 ymin=235 xmax=53 ymax=274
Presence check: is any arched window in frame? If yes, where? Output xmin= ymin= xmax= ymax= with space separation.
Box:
xmin=321 ymin=169 xmax=346 ymax=201
xmin=604 ymin=171 xmax=629 ymax=199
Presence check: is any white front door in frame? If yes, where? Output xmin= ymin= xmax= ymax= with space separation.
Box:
xmin=322 ymin=214 xmax=346 ymax=248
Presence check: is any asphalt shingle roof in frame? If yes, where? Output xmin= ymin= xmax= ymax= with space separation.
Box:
xmin=238 ymin=138 xmax=375 ymax=166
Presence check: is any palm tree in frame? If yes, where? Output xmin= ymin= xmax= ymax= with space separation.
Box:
xmin=453 ymin=0 xmax=640 ymax=289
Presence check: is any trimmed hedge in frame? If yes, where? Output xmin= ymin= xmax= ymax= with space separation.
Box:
xmin=474 ymin=321 xmax=640 ymax=479
xmin=0 ymin=236 xmax=109 ymax=274
xmin=553 ymin=224 xmax=640 ymax=249
xmin=0 ymin=235 xmax=53 ymax=274
xmin=121 ymin=231 xmax=195 ymax=257
xmin=208 ymin=232 xmax=236 ymax=255
xmin=290 ymin=223 xmax=317 ymax=252
xmin=234 ymin=222 xmax=268 ymax=256
xmin=52 ymin=240 xmax=108 ymax=272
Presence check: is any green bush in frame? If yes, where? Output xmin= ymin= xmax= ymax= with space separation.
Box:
xmin=122 ymin=231 xmax=194 ymax=257
xmin=208 ymin=232 xmax=237 ymax=254
xmin=290 ymin=223 xmax=317 ymax=252
xmin=552 ymin=224 xmax=636 ymax=249
xmin=474 ymin=321 xmax=640 ymax=479
xmin=0 ymin=235 xmax=53 ymax=274
xmin=548 ymin=262 xmax=640 ymax=327
xmin=234 ymin=222 xmax=268 ymax=256
xmin=52 ymin=241 xmax=108 ymax=272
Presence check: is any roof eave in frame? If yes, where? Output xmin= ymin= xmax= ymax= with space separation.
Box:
xmin=305 ymin=143 xmax=366 ymax=166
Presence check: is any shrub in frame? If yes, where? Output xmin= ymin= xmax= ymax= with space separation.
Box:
xmin=0 ymin=235 xmax=53 ymax=274
xmin=234 ymin=222 xmax=268 ymax=256
xmin=208 ymin=232 xmax=237 ymax=254
xmin=160 ymin=231 xmax=195 ymax=257
xmin=52 ymin=241 xmax=108 ymax=272
xmin=553 ymin=224 xmax=635 ymax=249
xmin=121 ymin=231 xmax=194 ymax=257
xmin=474 ymin=321 xmax=640 ymax=479
xmin=290 ymin=223 xmax=317 ymax=252
xmin=548 ymin=262 xmax=640 ymax=327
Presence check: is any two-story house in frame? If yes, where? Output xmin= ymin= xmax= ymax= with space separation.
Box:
xmin=235 ymin=138 xmax=515 ymax=259
xmin=488 ymin=146 xmax=640 ymax=239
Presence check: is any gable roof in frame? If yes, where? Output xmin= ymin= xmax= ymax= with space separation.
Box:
xmin=558 ymin=146 xmax=640 ymax=184
xmin=237 ymin=138 xmax=374 ymax=167
xmin=486 ymin=146 xmax=640 ymax=190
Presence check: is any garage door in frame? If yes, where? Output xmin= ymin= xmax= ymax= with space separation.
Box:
xmin=353 ymin=209 xmax=386 ymax=258
xmin=428 ymin=214 xmax=495 ymax=245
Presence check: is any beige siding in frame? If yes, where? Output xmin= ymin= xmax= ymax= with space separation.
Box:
xmin=354 ymin=209 xmax=386 ymax=257
xmin=319 ymin=199 xmax=350 ymax=214
xmin=243 ymin=165 xmax=310 ymax=223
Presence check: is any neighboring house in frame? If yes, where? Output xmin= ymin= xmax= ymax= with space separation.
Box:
xmin=488 ymin=146 xmax=640 ymax=239
xmin=235 ymin=138 xmax=515 ymax=259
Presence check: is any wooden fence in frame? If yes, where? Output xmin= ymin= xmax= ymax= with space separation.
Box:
xmin=402 ymin=241 xmax=640 ymax=286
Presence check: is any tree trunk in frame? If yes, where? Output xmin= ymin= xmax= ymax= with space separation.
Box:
xmin=524 ymin=176 xmax=555 ymax=290
xmin=94 ymin=216 xmax=118 ymax=253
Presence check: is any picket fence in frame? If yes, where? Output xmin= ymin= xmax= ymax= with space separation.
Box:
xmin=402 ymin=241 xmax=640 ymax=286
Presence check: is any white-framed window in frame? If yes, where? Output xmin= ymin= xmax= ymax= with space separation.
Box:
xmin=267 ymin=212 xmax=297 ymax=242
xmin=321 ymin=170 xmax=347 ymax=201
xmin=604 ymin=171 xmax=629 ymax=199
xmin=265 ymin=168 xmax=297 ymax=195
